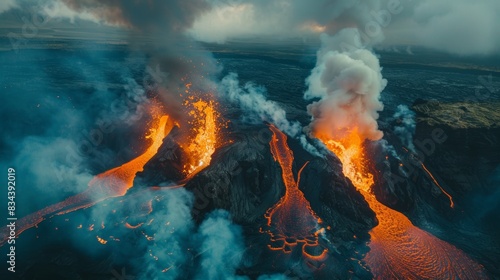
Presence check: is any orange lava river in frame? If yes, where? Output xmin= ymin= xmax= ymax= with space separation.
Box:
xmin=0 ymin=114 xmax=173 ymax=246
xmin=262 ymin=125 xmax=328 ymax=261
xmin=317 ymin=130 xmax=487 ymax=279
xmin=0 ymin=96 xmax=222 ymax=247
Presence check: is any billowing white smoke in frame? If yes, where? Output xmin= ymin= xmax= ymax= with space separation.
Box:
xmin=392 ymin=104 xmax=416 ymax=152
xmin=304 ymin=28 xmax=386 ymax=142
xmin=219 ymin=73 xmax=322 ymax=156
xmin=219 ymin=73 xmax=302 ymax=137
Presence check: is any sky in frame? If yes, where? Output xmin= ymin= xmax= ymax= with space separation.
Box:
xmin=1 ymin=0 xmax=500 ymax=56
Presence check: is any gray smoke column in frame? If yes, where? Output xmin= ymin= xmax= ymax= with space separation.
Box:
xmin=304 ymin=28 xmax=386 ymax=142
xmin=219 ymin=73 xmax=302 ymax=137
xmin=58 ymin=0 xmax=217 ymax=124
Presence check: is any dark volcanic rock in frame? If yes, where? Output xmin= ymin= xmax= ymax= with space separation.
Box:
xmin=371 ymin=100 xmax=500 ymax=214
xmin=184 ymin=124 xmax=376 ymax=278
xmin=299 ymin=156 xmax=377 ymax=240
xmin=412 ymin=100 xmax=500 ymax=276
xmin=412 ymin=99 xmax=500 ymax=196
xmin=185 ymin=125 xmax=281 ymax=224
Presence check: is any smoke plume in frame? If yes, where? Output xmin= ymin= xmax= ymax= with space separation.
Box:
xmin=218 ymin=73 xmax=322 ymax=156
xmin=135 ymin=191 xmax=247 ymax=280
xmin=83 ymin=188 xmax=248 ymax=279
xmin=219 ymin=73 xmax=302 ymax=137
xmin=304 ymin=28 xmax=386 ymax=142
xmin=195 ymin=209 xmax=247 ymax=280
xmin=45 ymin=0 xmax=219 ymax=125
xmin=392 ymin=104 xmax=416 ymax=152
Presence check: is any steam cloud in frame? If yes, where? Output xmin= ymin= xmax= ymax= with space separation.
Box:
xmin=218 ymin=73 xmax=322 ymax=156
xmin=0 ymin=52 xmax=152 ymax=215
xmin=392 ymin=104 xmax=416 ymax=152
xmin=135 ymin=191 xmax=247 ymax=280
xmin=304 ymin=28 xmax=386 ymax=142
xmin=219 ymin=73 xmax=301 ymax=137
xmin=84 ymin=188 xmax=247 ymax=279
xmin=195 ymin=209 xmax=247 ymax=280
xmin=138 ymin=188 xmax=195 ymax=279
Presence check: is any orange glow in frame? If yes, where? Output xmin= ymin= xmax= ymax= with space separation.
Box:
xmin=316 ymin=128 xmax=373 ymax=192
xmin=0 ymin=111 xmax=173 ymax=246
xmin=263 ymin=125 xmax=328 ymax=261
xmin=125 ymin=222 xmax=144 ymax=229
xmin=301 ymin=21 xmax=327 ymax=33
xmin=182 ymin=97 xmax=220 ymax=176
xmin=362 ymin=194 xmax=486 ymax=279
xmin=314 ymin=127 xmax=486 ymax=278
xmin=96 ymin=236 xmax=108 ymax=244
xmin=421 ymin=163 xmax=454 ymax=208
xmin=88 ymin=114 xmax=173 ymax=197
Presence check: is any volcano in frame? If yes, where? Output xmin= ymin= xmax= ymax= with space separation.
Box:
xmin=3 ymin=0 xmax=500 ymax=278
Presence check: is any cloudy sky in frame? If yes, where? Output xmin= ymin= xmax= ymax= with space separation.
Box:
xmin=1 ymin=0 xmax=499 ymax=55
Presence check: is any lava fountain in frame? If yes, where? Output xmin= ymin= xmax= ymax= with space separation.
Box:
xmin=262 ymin=125 xmax=328 ymax=261
xmin=316 ymin=129 xmax=487 ymax=279
xmin=182 ymin=97 xmax=220 ymax=177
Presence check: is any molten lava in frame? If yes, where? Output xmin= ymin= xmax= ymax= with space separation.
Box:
xmin=88 ymin=114 xmax=173 ymax=197
xmin=96 ymin=236 xmax=108 ymax=244
xmin=315 ymin=127 xmax=486 ymax=279
xmin=182 ymin=97 xmax=220 ymax=176
xmin=421 ymin=163 xmax=454 ymax=208
xmin=402 ymin=147 xmax=455 ymax=208
xmin=0 ymin=113 xmax=173 ymax=246
xmin=317 ymin=129 xmax=373 ymax=192
xmin=262 ymin=125 xmax=328 ymax=261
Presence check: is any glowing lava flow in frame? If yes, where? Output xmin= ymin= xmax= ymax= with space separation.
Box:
xmin=262 ymin=125 xmax=328 ymax=261
xmin=0 ymin=115 xmax=173 ymax=246
xmin=421 ymin=162 xmax=454 ymax=208
xmin=88 ymin=115 xmax=173 ymax=197
xmin=317 ymin=130 xmax=487 ymax=279
xmin=402 ymin=147 xmax=455 ymax=208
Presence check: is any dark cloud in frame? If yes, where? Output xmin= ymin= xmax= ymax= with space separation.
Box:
xmin=61 ymin=0 xmax=210 ymax=32
xmin=188 ymin=0 xmax=500 ymax=55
